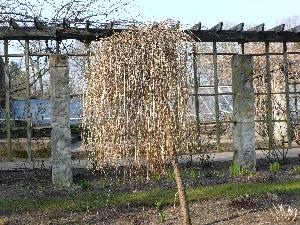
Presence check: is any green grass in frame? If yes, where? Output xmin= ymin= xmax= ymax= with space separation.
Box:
xmin=1 ymin=179 xmax=299 ymax=214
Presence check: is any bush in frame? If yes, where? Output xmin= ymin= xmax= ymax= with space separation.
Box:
xmin=269 ymin=162 xmax=281 ymax=173
xmin=292 ymin=165 xmax=300 ymax=174
xmin=79 ymin=180 xmax=92 ymax=190
xmin=230 ymin=162 xmax=246 ymax=177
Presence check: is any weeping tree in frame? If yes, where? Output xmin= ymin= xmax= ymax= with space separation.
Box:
xmin=83 ymin=22 xmax=195 ymax=225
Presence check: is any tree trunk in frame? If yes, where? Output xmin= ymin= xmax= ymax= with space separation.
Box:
xmin=170 ymin=145 xmax=192 ymax=225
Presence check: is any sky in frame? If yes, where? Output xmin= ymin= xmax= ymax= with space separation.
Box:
xmin=135 ymin=0 xmax=300 ymax=29
xmin=3 ymin=0 xmax=300 ymax=55
xmin=18 ymin=0 xmax=300 ymax=29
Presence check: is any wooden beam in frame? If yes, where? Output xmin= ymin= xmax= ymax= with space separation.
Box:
xmin=241 ymin=43 xmax=245 ymax=54
xmin=4 ymin=39 xmax=11 ymax=161
xmin=288 ymin=25 xmax=300 ymax=33
xmin=190 ymin=22 xmax=201 ymax=31
xmin=283 ymin=42 xmax=292 ymax=148
xmin=25 ymin=39 xmax=32 ymax=161
xmin=62 ymin=18 xmax=70 ymax=28
xmin=0 ymin=27 xmax=56 ymax=40
xmin=9 ymin=18 xmax=20 ymax=29
xmin=230 ymin=23 xmax=244 ymax=31
xmin=85 ymin=20 xmax=91 ymax=30
xmin=248 ymin=23 xmax=264 ymax=32
xmin=105 ymin=21 xmax=114 ymax=30
xmin=268 ymin=24 xmax=285 ymax=32
xmin=213 ymin=41 xmax=221 ymax=152
xmin=56 ymin=27 xmax=123 ymax=41
xmin=187 ymin=30 xmax=300 ymax=42
xmin=34 ymin=17 xmax=45 ymax=30
xmin=0 ymin=58 xmax=3 ymax=98
xmin=192 ymin=44 xmax=201 ymax=142
xmin=210 ymin=22 xmax=223 ymax=31
xmin=0 ymin=25 xmax=299 ymax=42
xmin=265 ymin=42 xmax=274 ymax=152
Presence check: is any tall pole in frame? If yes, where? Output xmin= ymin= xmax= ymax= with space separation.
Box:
xmin=213 ymin=42 xmax=221 ymax=152
xmin=4 ymin=39 xmax=11 ymax=161
xmin=265 ymin=42 xmax=274 ymax=153
xmin=283 ymin=42 xmax=292 ymax=149
xmin=25 ymin=39 xmax=32 ymax=161
xmin=192 ymin=44 xmax=201 ymax=138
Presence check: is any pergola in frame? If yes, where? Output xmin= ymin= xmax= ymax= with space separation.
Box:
xmin=0 ymin=18 xmax=300 ymax=166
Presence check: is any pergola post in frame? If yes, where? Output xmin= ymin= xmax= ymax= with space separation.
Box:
xmin=4 ymin=39 xmax=12 ymax=161
xmin=231 ymin=54 xmax=256 ymax=172
xmin=50 ymin=54 xmax=72 ymax=186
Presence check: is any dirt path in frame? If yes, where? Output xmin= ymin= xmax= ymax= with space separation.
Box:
xmin=1 ymin=143 xmax=299 ymax=170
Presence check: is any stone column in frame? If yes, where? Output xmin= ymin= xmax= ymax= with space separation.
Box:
xmin=232 ymin=54 xmax=256 ymax=172
xmin=50 ymin=55 xmax=72 ymax=186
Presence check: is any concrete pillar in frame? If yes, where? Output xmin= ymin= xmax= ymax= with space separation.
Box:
xmin=50 ymin=55 xmax=72 ymax=186
xmin=232 ymin=54 xmax=256 ymax=172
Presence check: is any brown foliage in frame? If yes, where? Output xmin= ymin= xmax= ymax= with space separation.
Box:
xmin=83 ymin=22 xmax=195 ymax=175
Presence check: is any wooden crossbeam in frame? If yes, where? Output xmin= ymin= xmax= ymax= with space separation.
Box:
xmin=248 ymin=23 xmax=265 ymax=32
xmin=188 ymin=30 xmax=300 ymax=42
xmin=9 ymin=18 xmax=20 ymax=29
xmin=268 ymin=24 xmax=285 ymax=32
xmin=62 ymin=18 xmax=70 ymax=28
xmin=229 ymin=23 xmax=244 ymax=31
xmin=0 ymin=24 xmax=300 ymax=42
xmin=105 ymin=21 xmax=114 ymax=30
xmin=34 ymin=17 xmax=45 ymax=30
xmin=85 ymin=20 xmax=91 ymax=30
xmin=210 ymin=22 xmax=223 ymax=31
xmin=190 ymin=22 xmax=201 ymax=31
xmin=288 ymin=25 xmax=300 ymax=33
xmin=0 ymin=27 xmax=56 ymax=40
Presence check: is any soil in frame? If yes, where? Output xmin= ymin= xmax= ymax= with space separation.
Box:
xmin=1 ymin=157 xmax=300 ymax=225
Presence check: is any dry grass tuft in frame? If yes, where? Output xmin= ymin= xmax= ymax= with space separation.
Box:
xmin=271 ymin=203 xmax=298 ymax=222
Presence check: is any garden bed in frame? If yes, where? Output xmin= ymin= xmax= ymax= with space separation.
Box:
xmin=0 ymin=157 xmax=300 ymax=224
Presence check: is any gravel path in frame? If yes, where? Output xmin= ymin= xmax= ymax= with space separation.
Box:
xmin=1 ymin=141 xmax=299 ymax=170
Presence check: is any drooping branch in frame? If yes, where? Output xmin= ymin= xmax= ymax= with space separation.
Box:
xmin=83 ymin=22 xmax=195 ymax=225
